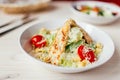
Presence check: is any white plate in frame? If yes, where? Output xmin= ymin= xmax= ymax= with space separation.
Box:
xmin=71 ymin=1 xmax=120 ymax=24
xmin=19 ymin=19 xmax=115 ymax=73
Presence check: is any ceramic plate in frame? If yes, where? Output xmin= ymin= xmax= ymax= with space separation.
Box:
xmin=20 ymin=19 xmax=115 ymax=73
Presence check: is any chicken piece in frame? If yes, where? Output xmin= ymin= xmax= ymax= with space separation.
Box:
xmin=66 ymin=19 xmax=93 ymax=44
xmin=49 ymin=19 xmax=77 ymax=65
xmin=78 ymin=26 xmax=93 ymax=44
xmin=67 ymin=19 xmax=93 ymax=44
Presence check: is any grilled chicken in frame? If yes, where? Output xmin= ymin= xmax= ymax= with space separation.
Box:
xmin=78 ymin=25 xmax=93 ymax=44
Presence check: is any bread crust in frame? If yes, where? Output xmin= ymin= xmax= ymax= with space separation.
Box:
xmin=0 ymin=0 xmax=50 ymax=13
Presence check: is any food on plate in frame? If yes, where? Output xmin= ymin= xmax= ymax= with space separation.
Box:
xmin=73 ymin=5 xmax=118 ymax=17
xmin=30 ymin=19 xmax=103 ymax=67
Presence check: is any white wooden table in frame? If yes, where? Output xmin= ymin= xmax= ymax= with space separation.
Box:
xmin=0 ymin=1 xmax=120 ymax=80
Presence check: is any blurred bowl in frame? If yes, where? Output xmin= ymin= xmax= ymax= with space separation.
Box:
xmin=71 ymin=1 xmax=120 ymax=25
xmin=0 ymin=0 xmax=51 ymax=13
xmin=19 ymin=19 xmax=114 ymax=73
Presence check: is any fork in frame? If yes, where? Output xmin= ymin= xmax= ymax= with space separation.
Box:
xmin=0 ymin=15 xmax=37 ymax=36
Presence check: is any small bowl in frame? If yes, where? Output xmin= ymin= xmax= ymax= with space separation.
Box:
xmin=71 ymin=1 xmax=120 ymax=24
xmin=19 ymin=20 xmax=114 ymax=73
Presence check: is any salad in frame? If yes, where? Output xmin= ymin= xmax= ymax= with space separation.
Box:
xmin=30 ymin=19 xmax=103 ymax=67
xmin=74 ymin=5 xmax=118 ymax=17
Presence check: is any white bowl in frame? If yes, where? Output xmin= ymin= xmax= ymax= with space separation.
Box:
xmin=71 ymin=1 xmax=120 ymax=24
xmin=19 ymin=19 xmax=115 ymax=73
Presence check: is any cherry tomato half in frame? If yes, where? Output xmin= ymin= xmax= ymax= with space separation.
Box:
xmin=85 ymin=49 xmax=96 ymax=63
xmin=31 ymin=35 xmax=43 ymax=45
xmin=77 ymin=45 xmax=85 ymax=60
xmin=30 ymin=35 xmax=46 ymax=48
xmin=78 ymin=45 xmax=96 ymax=63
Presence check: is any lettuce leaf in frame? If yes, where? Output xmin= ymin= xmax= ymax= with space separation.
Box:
xmin=65 ymin=40 xmax=84 ymax=53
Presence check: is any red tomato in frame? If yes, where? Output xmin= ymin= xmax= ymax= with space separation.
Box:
xmin=78 ymin=45 xmax=85 ymax=60
xmin=77 ymin=45 xmax=96 ymax=63
xmin=85 ymin=49 xmax=96 ymax=63
xmin=31 ymin=35 xmax=43 ymax=45
xmin=30 ymin=35 xmax=46 ymax=48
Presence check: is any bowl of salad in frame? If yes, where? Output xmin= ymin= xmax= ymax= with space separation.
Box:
xmin=19 ymin=19 xmax=114 ymax=73
xmin=72 ymin=1 xmax=120 ymax=24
